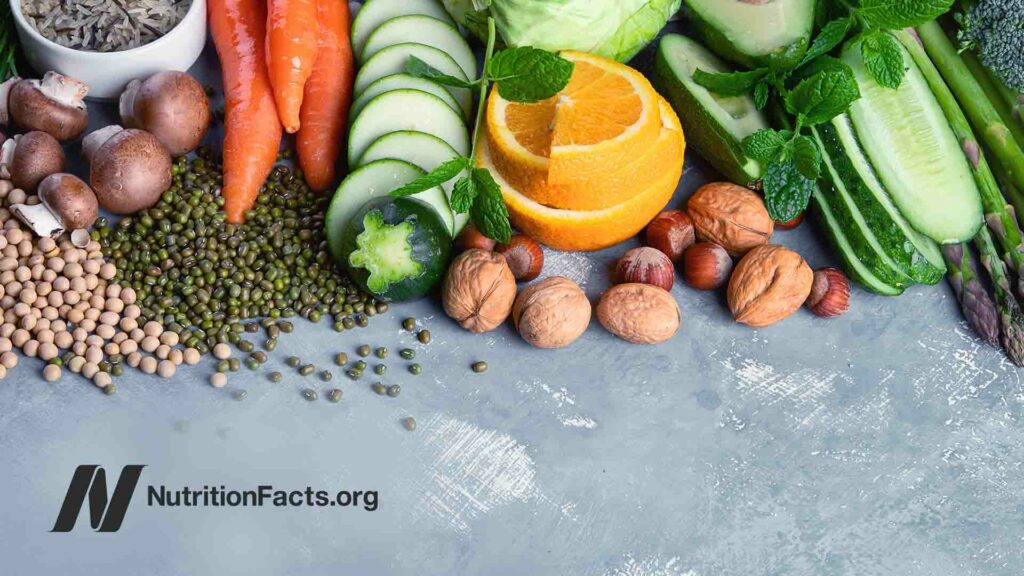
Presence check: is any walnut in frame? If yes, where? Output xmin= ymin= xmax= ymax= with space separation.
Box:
xmin=596 ymin=283 xmax=680 ymax=344
xmin=687 ymin=182 xmax=773 ymax=256
xmin=442 ymin=249 xmax=517 ymax=333
xmin=727 ymin=244 xmax=813 ymax=327
xmin=512 ymin=276 xmax=591 ymax=349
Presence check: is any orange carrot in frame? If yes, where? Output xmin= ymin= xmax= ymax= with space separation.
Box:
xmin=297 ymin=0 xmax=354 ymax=192
xmin=208 ymin=0 xmax=283 ymax=224
xmin=266 ymin=0 xmax=319 ymax=133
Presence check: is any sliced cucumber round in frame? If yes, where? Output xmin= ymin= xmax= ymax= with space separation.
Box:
xmin=362 ymin=15 xmax=477 ymax=80
xmin=354 ymin=43 xmax=471 ymax=115
xmin=351 ymin=0 xmax=453 ymax=58
xmin=654 ymin=34 xmax=767 ymax=186
xmin=350 ymin=74 xmax=464 ymax=121
xmin=348 ymin=89 xmax=470 ymax=167
xmin=359 ymin=131 xmax=470 ymax=234
xmin=843 ymin=38 xmax=983 ymax=244
xmin=326 ymin=159 xmax=453 ymax=261
xmin=341 ymin=197 xmax=452 ymax=302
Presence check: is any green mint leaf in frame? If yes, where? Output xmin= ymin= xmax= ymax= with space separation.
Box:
xmin=790 ymin=135 xmax=822 ymax=180
xmin=855 ymin=0 xmax=954 ymax=30
xmin=406 ymin=56 xmax=477 ymax=89
xmin=487 ymin=47 xmax=574 ymax=103
xmin=783 ymin=65 xmax=860 ymax=126
xmin=469 ymin=168 xmax=511 ymax=243
xmin=860 ymin=31 xmax=905 ymax=89
xmin=450 ymin=175 xmax=477 ymax=214
xmin=763 ymin=159 xmax=816 ymax=222
xmin=799 ymin=17 xmax=852 ymax=66
xmin=743 ymin=129 xmax=787 ymax=164
xmin=693 ymin=68 xmax=766 ymax=97
xmin=753 ymin=81 xmax=770 ymax=110
xmin=390 ymin=157 xmax=470 ymax=197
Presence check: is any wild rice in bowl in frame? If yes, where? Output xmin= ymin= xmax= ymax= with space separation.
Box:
xmin=20 ymin=0 xmax=190 ymax=52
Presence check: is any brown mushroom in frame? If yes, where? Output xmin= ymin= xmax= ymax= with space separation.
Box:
xmin=83 ymin=125 xmax=172 ymax=214
xmin=3 ymin=72 xmax=89 ymax=141
xmin=11 ymin=173 xmax=98 ymax=238
xmin=0 ymin=131 xmax=65 ymax=191
xmin=120 ymin=71 xmax=211 ymax=156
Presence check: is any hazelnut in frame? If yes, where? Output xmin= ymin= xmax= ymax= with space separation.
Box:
xmin=496 ymin=235 xmax=544 ymax=282
xmin=727 ymin=245 xmax=813 ymax=327
xmin=644 ymin=210 xmax=695 ymax=262
xmin=683 ymin=242 xmax=732 ymax=290
xmin=596 ymin=283 xmax=680 ymax=344
xmin=443 ymin=249 xmax=517 ymax=333
xmin=687 ymin=182 xmax=773 ymax=256
xmin=806 ymin=267 xmax=851 ymax=318
xmin=775 ymin=212 xmax=805 ymax=230
xmin=614 ymin=247 xmax=674 ymax=291
xmin=455 ymin=223 xmax=496 ymax=252
xmin=512 ymin=277 xmax=591 ymax=349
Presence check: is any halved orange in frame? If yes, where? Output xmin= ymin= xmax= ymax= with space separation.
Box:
xmin=485 ymin=51 xmax=664 ymax=209
xmin=479 ymin=99 xmax=685 ymax=251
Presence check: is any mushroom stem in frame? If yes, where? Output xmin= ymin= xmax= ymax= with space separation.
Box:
xmin=38 ymin=72 xmax=89 ymax=110
xmin=119 ymin=79 xmax=142 ymax=127
xmin=11 ymin=202 xmax=64 ymax=238
xmin=0 ymin=77 xmax=20 ymax=125
xmin=82 ymin=125 xmax=124 ymax=164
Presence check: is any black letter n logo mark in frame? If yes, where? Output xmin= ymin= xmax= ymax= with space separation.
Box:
xmin=51 ymin=465 xmax=146 ymax=532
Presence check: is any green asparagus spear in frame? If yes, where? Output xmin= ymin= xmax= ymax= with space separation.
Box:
xmin=961 ymin=50 xmax=1024 ymax=146
xmin=897 ymin=29 xmax=1024 ymax=297
xmin=943 ymin=243 xmax=1000 ymax=346
xmin=916 ymin=21 xmax=1024 ymax=194
xmin=975 ymin=227 xmax=1024 ymax=365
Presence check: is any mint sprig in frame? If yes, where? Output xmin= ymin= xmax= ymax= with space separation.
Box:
xmin=395 ymin=19 xmax=574 ymax=243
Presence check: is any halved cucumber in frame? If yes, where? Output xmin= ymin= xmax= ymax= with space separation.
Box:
xmin=351 ymin=0 xmax=453 ymax=57
xmin=362 ymin=15 xmax=477 ymax=80
xmin=814 ymin=116 xmax=946 ymax=285
xmin=359 ymin=131 xmax=470 ymax=234
xmin=350 ymin=74 xmax=464 ymax=121
xmin=654 ymin=34 xmax=767 ymax=186
xmin=810 ymin=185 xmax=904 ymax=296
xmin=348 ymin=89 xmax=470 ymax=167
xmin=354 ymin=43 xmax=471 ymax=116
xmin=326 ymin=159 xmax=454 ymax=261
xmin=842 ymin=37 xmax=983 ymax=244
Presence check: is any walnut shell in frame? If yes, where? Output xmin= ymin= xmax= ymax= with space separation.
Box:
xmin=727 ymin=244 xmax=813 ymax=327
xmin=687 ymin=182 xmax=773 ymax=256
xmin=512 ymin=276 xmax=591 ymax=349
xmin=596 ymin=283 xmax=680 ymax=344
xmin=443 ymin=249 xmax=517 ymax=333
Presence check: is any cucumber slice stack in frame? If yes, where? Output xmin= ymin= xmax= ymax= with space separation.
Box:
xmin=328 ymin=0 xmax=478 ymax=253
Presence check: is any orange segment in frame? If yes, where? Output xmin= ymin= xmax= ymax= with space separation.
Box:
xmin=478 ymin=100 xmax=685 ymax=252
xmin=485 ymin=52 xmax=672 ymax=211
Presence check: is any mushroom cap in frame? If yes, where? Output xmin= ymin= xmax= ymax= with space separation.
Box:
xmin=89 ymin=128 xmax=172 ymax=214
xmin=10 ymin=131 xmax=65 ymax=191
xmin=121 ymin=71 xmax=211 ymax=156
xmin=9 ymin=74 xmax=89 ymax=142
xmin=38 ymin=173 xmax=98 ymax=230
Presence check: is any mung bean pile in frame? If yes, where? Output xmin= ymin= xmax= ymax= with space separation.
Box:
xmin=95 ymin=151 xmax=384 ymax=358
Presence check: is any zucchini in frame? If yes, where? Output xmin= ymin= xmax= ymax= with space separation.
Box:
xmin=654 ymin=34 xmax=766 ymax=186
xmin=361 ymin=15 xmax=476 ymax=80
xmin=809 ymin=186 xmax=904 ymax=296
xmin=683 ymin=0 xmax=815 ymax=69
xmin=351 ymin=0 xmax=454 ymax=57
xmin=814 ymin=117 xmax=946 ymax=285
xmin=340 ymin=197 xmax=452 ymax=302
xmin=842 ymin=37 xmax=983 ymax=244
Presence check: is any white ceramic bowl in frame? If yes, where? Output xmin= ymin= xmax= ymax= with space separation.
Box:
xmin=9 ymin=0 xmax=207 ymax=100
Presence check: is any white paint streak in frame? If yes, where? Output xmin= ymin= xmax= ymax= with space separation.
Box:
xmin=516 ymin=378 xmax=599 ymax=429
xmin=413 ymin=415 xmax=538 ymax=535
xmin=600 ymin=555 xmax=695 ymax=576
xmin=540 ymin=249 xmax=594 ymax=287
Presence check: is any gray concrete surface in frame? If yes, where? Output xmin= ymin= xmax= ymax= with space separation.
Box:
xmin=2 ymin=21 xmax=1023 ymax=576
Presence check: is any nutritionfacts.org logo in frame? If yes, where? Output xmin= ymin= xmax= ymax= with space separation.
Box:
xmin=51 ymin=464 xmax=378 ymax=533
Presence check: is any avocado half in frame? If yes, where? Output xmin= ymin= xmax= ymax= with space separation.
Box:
xmin=684 ymin=0 xmax=815 ymax=69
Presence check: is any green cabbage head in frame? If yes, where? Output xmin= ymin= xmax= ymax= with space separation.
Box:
xmin=441 ymin=0 xmax=682 ymax=62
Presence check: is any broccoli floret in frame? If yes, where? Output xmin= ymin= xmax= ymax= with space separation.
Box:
xmin=959 ymin=0 xmax=1024 ymax=92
